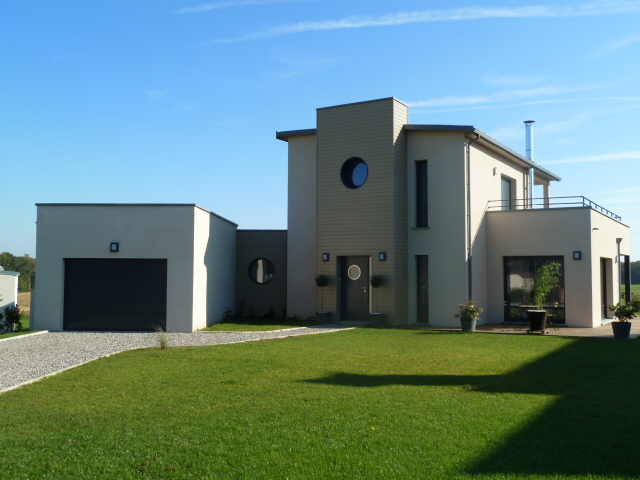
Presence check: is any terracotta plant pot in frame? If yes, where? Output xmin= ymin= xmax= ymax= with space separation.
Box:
xmin=611 ymin=321 xmax=632 ymax=339
xmin=460 ymin=316 xmax=477 ymax=332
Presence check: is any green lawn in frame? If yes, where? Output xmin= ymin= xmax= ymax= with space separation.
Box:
xmin=200 ymin=316 xmax=325 ymax=331
xmin=0 ymin=316 xmax=31 ymax=340
xmin=1 ymin=329 xmax=639 ymax=479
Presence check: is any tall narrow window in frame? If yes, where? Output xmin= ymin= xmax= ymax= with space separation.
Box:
xmin=416 ymin=161 xmax=428 ymax=227
xmin=501 ymin=176 xmax=512 ymax=211
xmin=417 ymin=256 xmax=429 ymax=323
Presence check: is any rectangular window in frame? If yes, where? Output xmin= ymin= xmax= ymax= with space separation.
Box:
xmin=501 ymin=176 xmax=512 ymax=211
xmin=417 ymin=255 xmax=429 ymax=323
xmin=503 ymin=256 xmax=565 ymax=324
xmin=416 ymin=161 xmax=428 ymax=227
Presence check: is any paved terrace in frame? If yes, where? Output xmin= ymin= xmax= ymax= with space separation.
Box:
xmin=420 ymin=319 xmax=640 ymax=339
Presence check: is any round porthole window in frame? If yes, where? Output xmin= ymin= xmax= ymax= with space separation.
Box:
xmin=340 ymin=157 xmax=368 ymax=189
xmin=248 ymin=258 xmax=275 ymax=285
xmin=347 ymin=265 xmax=362 ymax=280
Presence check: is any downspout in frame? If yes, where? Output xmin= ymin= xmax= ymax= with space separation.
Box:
xmin=466 ymin=131 xmax=481 ymax=300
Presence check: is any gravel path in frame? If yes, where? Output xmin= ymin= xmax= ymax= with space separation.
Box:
xmin=0 ymin=325 xmax=350 ymax=393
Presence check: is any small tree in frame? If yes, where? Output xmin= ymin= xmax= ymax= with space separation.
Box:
xmin=532 ymin=262 xmax=562 ymax=310
xmin=370 ymin=274 xmax=383 ymax=312
xmin=3 ymin=305 xmax=23 ymax=332
xmin=316 ymin=274 xmax=329 ymax=312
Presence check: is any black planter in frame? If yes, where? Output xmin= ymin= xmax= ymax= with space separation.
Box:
xmin=460 ymin=316 xmax=477 ymax=332
xmin=526 ymin=310 xmax=548 ymax=332
xmin=611 ymin=321 xmax=632 ymax=339
xmin=369 ymin=313 xmax=384 ymax=327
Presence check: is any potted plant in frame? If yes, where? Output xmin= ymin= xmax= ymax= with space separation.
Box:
xmin=454 ymin=300 xmax=484 ymax=332
xmin=315 ymin=274 xmax=331 ymax=323
xmin=369 ymin=274 xmax=384 ymax=327
xmin=527 ymin=262 xmax=562 ymax=332
xmin=608 ymin=302 xmax=635 ymax=339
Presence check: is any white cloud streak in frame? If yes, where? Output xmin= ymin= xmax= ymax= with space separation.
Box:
xmin=411 ymin=96 xmax=640 ymax=114
xmin=173 ymin=0 xmax=309 ymax=14
xmin=199 ymin=1 xmax=640 ymax=44
xmin=407 ymin=84 xmax=610 ymax=108
xmin=593 ymin=34 xmax=640 ymax=56
xmin=545 ymin=151 xmax=640 ymax=165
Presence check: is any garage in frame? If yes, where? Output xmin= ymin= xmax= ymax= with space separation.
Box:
xmin=63 ymin=258 xmax=167 ymax=331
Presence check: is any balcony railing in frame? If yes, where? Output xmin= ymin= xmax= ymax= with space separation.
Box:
xmin=487 ymin=196 xmax=622 ymax=222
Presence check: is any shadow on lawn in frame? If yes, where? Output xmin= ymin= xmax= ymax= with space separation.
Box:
xmin=305 ymin=338 xmax=640 ymax=478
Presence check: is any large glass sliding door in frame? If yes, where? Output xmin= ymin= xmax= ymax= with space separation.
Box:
xmin=504 ymin=256 xmax=565 ymax=324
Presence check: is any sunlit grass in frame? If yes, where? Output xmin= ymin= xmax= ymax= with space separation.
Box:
xmin=200 ymin=316 xmax=324 ymax=331
xmin=1 ymin=329 xmax=639 ymax=479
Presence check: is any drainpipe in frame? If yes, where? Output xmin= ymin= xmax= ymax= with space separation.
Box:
xmin=466 ymin=131 xmax=481 ymax=300
xmin=524 ymin=121 xmax=535 ymax=208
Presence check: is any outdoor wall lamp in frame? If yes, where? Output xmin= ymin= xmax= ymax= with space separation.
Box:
xmin=110 ymin=242 xmax=119 ymax=253
xmin=379 ymin=252 xmax=387 ymax=261
xmin=573 ymin=251 xmax=581 ymax=260
xmin=322 ymin=253 xmax=330 ymax=262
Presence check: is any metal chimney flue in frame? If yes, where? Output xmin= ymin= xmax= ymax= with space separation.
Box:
xmin=524 ymin=120 xmax=535 ymax=208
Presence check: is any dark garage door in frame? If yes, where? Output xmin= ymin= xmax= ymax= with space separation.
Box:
xmin=64 ymin=258 xmax=167 ymax=331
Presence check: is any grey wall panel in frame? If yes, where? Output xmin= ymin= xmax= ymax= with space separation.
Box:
xmin=235 ymin=230 xmax=287 ymax=317
xmin=315 ymin=98 xmax=409 ymax=323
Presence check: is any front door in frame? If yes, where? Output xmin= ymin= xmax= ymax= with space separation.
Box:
xmin=340 ymin=256 xmax=370 ymax=321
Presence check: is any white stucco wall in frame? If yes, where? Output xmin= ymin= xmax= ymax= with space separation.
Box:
xmin=0 ymin=271 xmax=20 ymax=313
xmin=286 ymin=134 xmax=317 ymax=318
xmin=34 ymin=204 xmax=204 ymax=332
xmin=407 ymin=131 xmax=468 ymax=327
xmin=193 ymin=207 xmax=237 ymax=329
xmin=486 ymin=207 xmax=630 ymax=328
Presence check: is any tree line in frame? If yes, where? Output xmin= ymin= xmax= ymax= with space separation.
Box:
xmin=0 ymin=252 xmax=35 ymax=292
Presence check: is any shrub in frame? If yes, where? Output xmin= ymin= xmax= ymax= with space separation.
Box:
xmin=3 ymin=305 xmax=23 ymax=332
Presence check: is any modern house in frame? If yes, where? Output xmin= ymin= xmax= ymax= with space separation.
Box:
xmin=32 ymin=97 xmax=632 ymax=332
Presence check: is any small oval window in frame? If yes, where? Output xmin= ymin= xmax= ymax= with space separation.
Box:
xmin=340 ymin=157 xmax=368 ymax=189
xmin=348 ymin=265 xmax=362 ymax=280
xmin=248 ymin=258 xmax=275 ymax=285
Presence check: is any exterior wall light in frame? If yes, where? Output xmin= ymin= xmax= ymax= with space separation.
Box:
xmin=110 ymin=242 xmax=119 ymax=253
xmin=322 ymin=253 xmax=330 ymax=262
xmin=379 ymin=252 xmax=387 ymax=261
xmin=573 ymin=251 xmax=581 ymax=260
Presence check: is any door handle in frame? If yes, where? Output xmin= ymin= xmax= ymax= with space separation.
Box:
xmin=363 ymin=287 xmax=367 ymax=293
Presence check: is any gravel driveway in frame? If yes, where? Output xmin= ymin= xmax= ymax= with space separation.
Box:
xmin=0 ymin=325 xmax=350 ymax=393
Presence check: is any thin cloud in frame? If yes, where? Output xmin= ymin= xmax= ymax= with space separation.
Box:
xmin=411 ymin=96 xmax=640 ymax=114
xmin=269 ymin=55 xmax=342 ymax=80
xmin=145 ymin=89 xmax=168 ymax=102
xmin=173 ymin=0 xmax=310 ymax=14
xmin=545 ymin=151 xmax=640 ymax=165
xmin=593 ymin=34 xmax=640 ymax=56
xmin=408 ymin=84 xmax=609 ymax=108
xmin=199 ymin=1 xmax=640 ymax=44
xmin=482 ymin=74 xmax=550 ymax=86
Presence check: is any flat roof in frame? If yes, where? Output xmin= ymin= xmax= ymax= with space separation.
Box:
xmin=35 ymin=203 xmax=238 ymax=226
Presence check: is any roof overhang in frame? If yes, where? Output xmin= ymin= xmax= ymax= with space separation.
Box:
xmin=276 ymin=129 xmax=317 ymax=142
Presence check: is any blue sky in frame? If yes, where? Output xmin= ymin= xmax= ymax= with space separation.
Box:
xmin=2 ymin=0 xmax=639 ymax=259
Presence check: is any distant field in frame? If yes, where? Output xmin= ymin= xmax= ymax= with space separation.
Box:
xmin=18 ymin=292 xmax=31 ymax=314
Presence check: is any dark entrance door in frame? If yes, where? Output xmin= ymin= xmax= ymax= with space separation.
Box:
xmin=339 ymin=256 xmax=369 ymax=321
xmin=64 ymin=258 xmax=167 ymax=331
